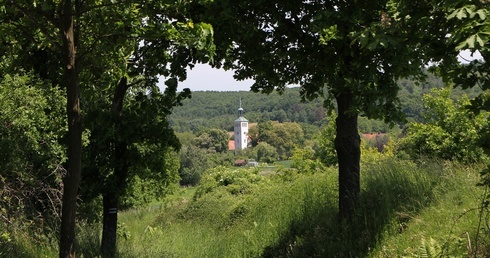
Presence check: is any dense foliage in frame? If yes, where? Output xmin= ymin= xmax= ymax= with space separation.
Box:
xmin=0 ymin=74 xmax=66 ymax=248
xmin=255 ymin=142 xmax=279 ymax=163
xmin=170 ymin=78 xmax=480 ymax=134
xmin=399 ymin=87 xmax=488 ymax=163
xmin=0 ymin=0 xmax=215 ymax=255
xmin=191 ymin=128 xmax=229 ymax=153
xmin=170 ymin=88 xmax=326 ymax=133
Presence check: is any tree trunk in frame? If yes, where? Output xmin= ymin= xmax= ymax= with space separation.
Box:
xmin=334 ymin=92 xmax=361 ymax=221
xmin=101 ymin=192 xmax=118 ymax=257
xmin=59 ymin=1 xmax=82 ymax=257
xmin=100 ymin=77 xmax=130 ymax=257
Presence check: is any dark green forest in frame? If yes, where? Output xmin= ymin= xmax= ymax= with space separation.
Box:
xmin=170 ymin=73 xmax=481 ymax=134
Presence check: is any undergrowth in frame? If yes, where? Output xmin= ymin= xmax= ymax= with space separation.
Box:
xmin=111 ymin=159 xmax=487 ymax=257
xmin=4 ymin=158 xmax=487 ymax=257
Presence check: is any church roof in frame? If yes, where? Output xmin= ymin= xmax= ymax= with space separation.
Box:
xmin=235 ymin=116 xmax=248 ymax=122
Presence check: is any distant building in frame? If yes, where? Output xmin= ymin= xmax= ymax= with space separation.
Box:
xmin=234 ymin=159 xmax=247 ymax=166
xmin=234 ymin=98 xmax=248 ymax=154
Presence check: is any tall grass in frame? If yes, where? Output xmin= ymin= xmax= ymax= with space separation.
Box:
xmin=115 ymin=169 xmax=338 ymax=257
xmin=368 ymin=161 xmax=487 ymax=257
xmin=9 ymin=158 xmax=485 ymax=257
xmin=109 ymin=158 xmax=486 ymax=257
xmin=0 ymin=230 xmax=56 ymax=258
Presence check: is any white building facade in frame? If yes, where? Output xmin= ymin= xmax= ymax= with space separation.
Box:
xmin=234 ymin=100 xmax=248 ymax=154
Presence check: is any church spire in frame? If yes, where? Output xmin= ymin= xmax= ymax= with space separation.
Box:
xmin=238 ymin=97 xmax=244 ymax=117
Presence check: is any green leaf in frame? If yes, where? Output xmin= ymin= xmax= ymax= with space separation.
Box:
xmin=475 ymin=9 xmax=487 ymax=20
xmin=467 ymin=34 xmax=476 ymax=48
xmin=456 ymin=34 xmax=475 ymax=50
xmin=476 ymin=34 xmax=484 ymax=47
xmin=448 ymin=8 xmax=467 ymax=20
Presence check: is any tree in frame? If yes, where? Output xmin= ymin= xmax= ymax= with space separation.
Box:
xmin=434 ymin=1 xmax=489 ymax=109
xmin=82 ymin=80 xmax=190 ymax=256
xmin=199 ymin=0 xmax=444 ymax=219
xmin=257 ymin=121 xmax=304 ymax=159
xmin=255 ymin=142 xmax=279 ymax=163
xmin=434 ymin=2 xmax=489 ymax=154
xmin=178 ymin=142 xmax=235 ymax=186
xmin=248 ymin=125 xmax=260 ymax=147
xmin=314 ymin=113 xmax=338 ymax=167
xmin=291 ymin=147 xmax=325 ymax=174
xmin=179 ymin=145 xmax=212 ymax=185
xmin=1 ymin=1 xmax=214 ymax=256
xmin=0 ymin=1 xmax=130 ymax=254
xmin=191 ymin=128 xmax=229 ymax=153
xmin=119 ymin=148 xmax=181 ymax=209
xmin=399 ymin=87 xmax=487 ymax=162
xmin=0 ymin=74 xmax=66 ymax=243
xmin=79 ymin=4 xmax=214 ymax=255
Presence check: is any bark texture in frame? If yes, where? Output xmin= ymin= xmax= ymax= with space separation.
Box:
xmin=59 ymin=0 xmax=82 ymax=257
xmin=334 ymin=92 xmax=361 ymax=221
xmin=101 ymin=77 xmax=130 ymax=257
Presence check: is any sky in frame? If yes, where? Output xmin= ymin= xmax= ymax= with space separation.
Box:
xmin=159 ymin=50 xmax=483 ymax=92
xmin=168 ymin=63 xmax=254 ymax=92
xmin=458 ymin=49 xmax=482 ymax=63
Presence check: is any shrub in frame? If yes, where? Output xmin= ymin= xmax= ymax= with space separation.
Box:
xmin=194 ymin=166 xmax=266 ymax=199
xmin=398 ymin=87 xmax=488 ymax=163
xmin=0 ymin=74 xmax=66 ymax=245
xmin=290 ymin=147 xmax=326 ymax=174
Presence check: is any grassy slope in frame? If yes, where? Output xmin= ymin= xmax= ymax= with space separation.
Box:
xmin=5 ymin=159 xmax=485 ymax=257
xmin=110 ymin=160 xmax=487 ymax=258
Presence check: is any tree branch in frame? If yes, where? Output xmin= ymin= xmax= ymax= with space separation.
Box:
xmin=8 ymin=2 xmax=62 ymax=50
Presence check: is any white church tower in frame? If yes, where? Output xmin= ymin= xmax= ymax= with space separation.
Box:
xmin=234 ymin=98 xmax=248 ymax=154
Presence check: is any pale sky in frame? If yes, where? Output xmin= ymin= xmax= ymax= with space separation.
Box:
xmin=458 ymin=49 xmax=482 ymax=63
xmin=159 ymin=50 xmax=483 ymax=92
xmin=159 ymin=63 xmax=254 ymax=92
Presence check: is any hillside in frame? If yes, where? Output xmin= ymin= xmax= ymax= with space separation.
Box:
xmin=102 ymin=160 xmax=488 ymax=257
xmin=169 ymin=88 xmax=326 ymax=133
xmin=169 ymin=73 xmax=480 ymax=133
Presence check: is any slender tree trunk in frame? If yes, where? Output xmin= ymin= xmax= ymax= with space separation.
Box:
xmin=334 ymin=91 xmax=361 ymax=221
xmin=101 ymin=192 xmax=118 ymax=257
xmin=59 ymin=0 xmax=82 ymax=257
xmin=100 ymin=77 xmax=130 ymax=257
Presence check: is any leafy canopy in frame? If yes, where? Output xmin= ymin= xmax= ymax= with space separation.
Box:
xmin=399 ymin=87 xmax=488 ymax=163
xmin=204 ymin=0 xmax=442 ymax=122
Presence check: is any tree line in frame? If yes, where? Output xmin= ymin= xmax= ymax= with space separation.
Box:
xmin=169 ymin=88 xmax=326 ymax=133
xmin=170 ymin=73 xmax=481 ymax=135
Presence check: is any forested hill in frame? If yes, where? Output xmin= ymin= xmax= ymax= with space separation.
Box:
xmin=169 ymin=88 xmax=326 ymax=133
xmin=169 ymin=73 xmax=480 ymax=133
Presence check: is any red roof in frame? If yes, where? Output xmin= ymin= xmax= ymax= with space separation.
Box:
xmin=234 ymin=159 xmax=247 ymax=166
xmin=228 ymin=140 xmax=235 ymax=150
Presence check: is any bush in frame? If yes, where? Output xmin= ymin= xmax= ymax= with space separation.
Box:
xmin=255 ymin=142 xmax=278 ymax=163
xmin=398 ymin=87 xmax=488 ymax=163
xmin=0 ymin=74 xmax=66 ymax=244
xmin=290 ymin=147 xmax=326 ymax=174
xmin=194 ymin=166 xmax=267 ymax=199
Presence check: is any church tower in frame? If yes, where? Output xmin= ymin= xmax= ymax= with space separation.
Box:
xmin=234 ymin=98 xmax=248 ymax=154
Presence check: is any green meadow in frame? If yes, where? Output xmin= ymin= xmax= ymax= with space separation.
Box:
xmin=68 ymin=159 xmax=488 ymax=257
